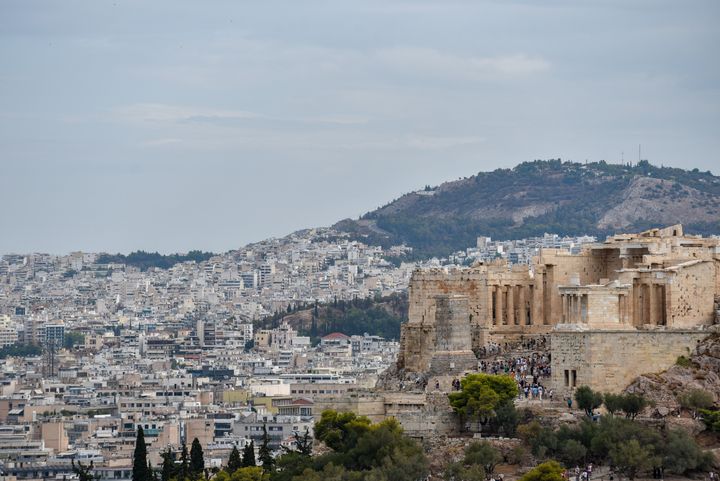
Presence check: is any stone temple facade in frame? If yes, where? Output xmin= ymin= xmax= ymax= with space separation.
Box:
xmin=398 ymin=225 xmax=720 ymax=393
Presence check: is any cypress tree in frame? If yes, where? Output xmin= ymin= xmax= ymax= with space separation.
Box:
xmin=132 ymin=427 xmax=149 ymax=481
xmin=178 ymin=443 xmax=189 ymax=481
xmin=160 ymin=448 xmax=176 ymax=481
xmin=258 ymin=425 xmax=274 ymax=472
xmin=242 ymin=441 xmax=256 ymax=467
xmin=147 ymin=461 xmax=158 ymax=481
xmin=189 ymin=438 xmax=204 ymax=476
xmin=72 ymin=460 xmax=96 ymax=481
xmin=226 ymin=446 xmax=242 ymax=473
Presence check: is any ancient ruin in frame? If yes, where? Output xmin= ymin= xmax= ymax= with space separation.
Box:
xmin=397 ymin=224 xmax=720 ymax=395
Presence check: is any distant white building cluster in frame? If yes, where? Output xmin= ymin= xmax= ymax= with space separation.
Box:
xmin=448 ymin=233 xmax=597 ymax=266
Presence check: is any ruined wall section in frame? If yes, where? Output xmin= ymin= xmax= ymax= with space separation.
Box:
xmin=668 ymin=261 xmax=717 ymax=327
xmin=407 ymin=267 xmax=488 ymax=328
xmin=551 ymin=330 xmax=708 ymax=397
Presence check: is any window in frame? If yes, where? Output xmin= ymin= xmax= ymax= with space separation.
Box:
xmin=571 ymin=370 xmax=577 ymax=387
xmin=564 ymin=370 xmax=569 ymax=387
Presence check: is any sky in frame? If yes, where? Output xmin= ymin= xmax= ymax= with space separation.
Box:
xmin=1 ymin=0 xmax=719 ymax=255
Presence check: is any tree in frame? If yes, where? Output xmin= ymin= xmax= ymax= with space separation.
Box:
xmin=230 ymin=467 xmax=268 ymax=481
xmin=314 ymin=410 xmax=372 ymax=452
xmin=178 ymin=443 xmax=189 ymax=481
xmin=160 ymin=448 xmax=176 ymax=481
xmin=215 ymin=466 xmax=268 ymax=481
xmin=227 ymin=446 xmax=242 ymax=473
xmin=560 ymin=439 xmax=587 ymax=466
xmin=574 ymin=386 xmax=603 ymax=417
xmin=621 ymin=394 xmax=648 ymax=420
xmin=519 ymin=461 xmax=564 ymax=481
xmin=277 ymin=411 xmax=428 ymax=481
xmin=190 ymin=438 xmax=204 ymax=476
xmin=603 ymin=393 xmax=624 ymax=416
xmin=678 ymin=389 xmax=714 ymax=418
xmin=609 ymin=439 xmax=657 ymax=481
xmin=242 ymin=441 xmax=256 ymax=467
xmin=448 ymin=374 xmax=518 ymax=431
xmin=72 ymin=460 xmax=96 ymax=481
xmin=494 ymin=400 xmax=519 ymax=435
xmin=148 ymin=461 xmax=158 ymax=481
xmin=463 ymin=441 xmax=501 ymax=475
xmin=132 ymin=427 xmax=150 ymax=481
xmin=258 ymin=425 xmax=274 ymax=472
xmin=64 ymin=331 xmax=85 ymax=350
xmin=661 ymin=429 xmax=713 ymax=474
xmin=445 ymin=462 xmax=485 ymax=481
xmin=291 ymin=428 xmax=313 ymax=456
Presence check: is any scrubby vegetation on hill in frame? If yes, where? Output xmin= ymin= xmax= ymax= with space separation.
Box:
xmin=336 ymin=159 xmax=720 ymax=259
xmin=259 ymin=293 xmax=408 ymax=340
xmin=96 ymin=250 xmax=215 ymax=271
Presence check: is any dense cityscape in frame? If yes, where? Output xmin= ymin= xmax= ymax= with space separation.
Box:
xmin=2 ymin=1 xmax=719 ymax=480
xmin=0 ymin=228 xmax=605 ymax=480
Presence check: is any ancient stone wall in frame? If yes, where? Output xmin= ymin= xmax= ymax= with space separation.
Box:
xmin=551 ymin=329 xmax=708 ymax=397
xmin=312 ymin=390 xmax=457 ymax=437
xmin=312 ymin=392 xmax=387 ymax=423
xmin=668 ymin=261 xmax=716 ymax=327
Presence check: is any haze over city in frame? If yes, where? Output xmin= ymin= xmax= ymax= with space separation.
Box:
xmin=1 ymin=0 xmax=719 ymax=254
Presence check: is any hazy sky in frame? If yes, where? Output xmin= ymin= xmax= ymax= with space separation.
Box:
xmin=1 ymin=0 xmax=719 ymax=255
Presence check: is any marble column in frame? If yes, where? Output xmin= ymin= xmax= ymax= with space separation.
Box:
xmin=507 ymin=285 xmax=515 ymax=326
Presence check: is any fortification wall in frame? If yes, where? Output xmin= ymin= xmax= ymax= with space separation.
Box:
xmin=551 ymin=329 xmax=709 ymax=397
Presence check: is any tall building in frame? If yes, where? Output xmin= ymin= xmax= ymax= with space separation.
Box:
xmin=0 ymin=316 xmax=18 ymax=347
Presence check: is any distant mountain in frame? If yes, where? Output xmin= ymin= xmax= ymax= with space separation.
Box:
xmin=335 ymin=159 xmax=720 ymax=259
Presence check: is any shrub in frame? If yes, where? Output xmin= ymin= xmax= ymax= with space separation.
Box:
xmin=519 ymin=461 xmax=564 ymax=481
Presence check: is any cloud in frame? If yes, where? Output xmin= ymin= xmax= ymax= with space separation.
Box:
xmin=405 ymin=134 xmax=485 ymax=149
xmin=142 ymin=138 xmax=182 ymax=147
xmin=113 ymin=103 xmax=260 ymax=124
xmin=112 ymin=103 xmax=369 ymax=127
xmin=376 ymin=47 xmax=550 ymax=79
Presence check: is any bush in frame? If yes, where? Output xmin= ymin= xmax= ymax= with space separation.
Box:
xmin=676 ymin=355 xmax=693 ymax=368
xmin=700 ymin=409 xmax=720 ymax=432
xmin=677 ymin=389 xmax=715 ymax=418
xmin=610 ymin=439 xmax=657 ymax=480
xmin=661 ymin=429 xmax=714 ymax=474
xmin=507 ymin=445 xmax=530 ymax=466
xmin=463 ymin=441 xmax=501 ymax=475
xmin=559 ymin=439 xmax=586 ymax=466
xmin=519 ymin=461 xmax=564 ymax=481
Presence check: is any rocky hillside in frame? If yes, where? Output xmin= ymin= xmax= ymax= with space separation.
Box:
xmin=335 ymin=159 xmax=720 ymax=259
xmin=257 ymin=293 xmax=408 ymax=340
xmin=625 ymin=332 xmax=720 ymax=415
